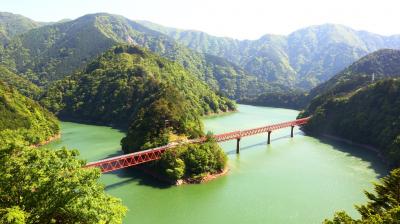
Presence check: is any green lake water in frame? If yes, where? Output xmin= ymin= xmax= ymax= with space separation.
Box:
xmin=43 ymin=104 xmax=388 ymax=224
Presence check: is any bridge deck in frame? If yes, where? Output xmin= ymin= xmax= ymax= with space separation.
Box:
xmin=85 ymin=117 xmax=310 ymax=173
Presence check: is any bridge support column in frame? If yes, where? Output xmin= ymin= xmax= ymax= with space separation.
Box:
xmin=236 ymin=138 xmax=241 ymax=154
xmin=291 ymin=126 xmax=294 ymax=138
xmin=267 ymin=131 xmax=271 ymax=144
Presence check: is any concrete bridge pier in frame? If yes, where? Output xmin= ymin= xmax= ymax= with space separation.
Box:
xmin=291 ymin=126 xmax=294 ymax=138
xmin=267 ymin=131 xmax=271 ymax=144
xmin=236 ymin=138 xmax=241 ymax=154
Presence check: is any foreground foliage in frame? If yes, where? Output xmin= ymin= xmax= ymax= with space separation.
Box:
xmin=157 ymin=137 xmax=227 ymax=181
xmin=323 ymin=168 xmax=400 ymax=223
xmin=0 ymin=81 xmax=58 ymax=148
xmin=0 ymin=145 xmax=127 ymax=224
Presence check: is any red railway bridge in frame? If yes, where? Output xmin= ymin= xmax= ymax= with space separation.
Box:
xmin=85 ymin=117 xmax=310 ymax=173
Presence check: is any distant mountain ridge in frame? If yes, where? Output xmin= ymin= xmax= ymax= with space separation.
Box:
xmin=138 ymin=21 xmax=400 ymax=89
xmin=305 ymin=48 xmax=400 ymax=113
xmin=0 ymin=12 xmax=43 ymax=44
xmin=0 ymin=12 xmax=272 ymax=100
xmin=2 ymin=12 xmax=400 ymax=102
xmin=40 ymin=44 xmax=235 ymax=128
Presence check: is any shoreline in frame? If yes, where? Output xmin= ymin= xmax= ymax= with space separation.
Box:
xmin=203 ymin=109 xmax=237 ymax=119
xmin=320 ymin=134 xmax=388 ymax=164
xmin=32 ymin=133 xmax=61 ymax=148
xmin=178 ymin=168 xmax=229 ymax=185
xmin=136 ymin=166 xmax=229 ymax=185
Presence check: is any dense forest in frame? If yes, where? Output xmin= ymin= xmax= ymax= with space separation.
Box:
xmin=307 ymin=49 xmax=400 ymax=103
xmin=139 ymin=21 xmax=400 ymax=89
xmin=0 ymin=81 xmax=58 ymax=148
xmin=0 ymin=12 xmax=42 ymax=44
xmin=0 ymin=65 xmax=41 ymax=98
xmin=37 ymin=45 xmax=233 ymax=180
xmin=301 ymin=79 xmax=400 ymax=166
xmin=0 ymin=145 xmax=127 ymax=223
xmin=0 ymin=79 xmax=127 ymax=223
xmin=242 ymin=89 xmax=309 ymax=109
xmin=2 ymin=9 xmax=400 ymax=224
xmin=156 ymin=136 xmax=227 ymax=182
xmin=41 ymin=44 xmax=235 ymax=128
xmin=0 ymin=12 xmax=274 ymax=100
xmin=299 ymin=50 xmax=400 ymax=166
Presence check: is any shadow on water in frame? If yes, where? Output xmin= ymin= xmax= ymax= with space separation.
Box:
xmin=100 ymin=132 xmax=300 ymax=189
xmin=101 ymin=131 xmax=388 ymax=190
xmin=226 ymin=132 xmax=302 ymax=155
xmin=104 ymin=167 xmax=172 ymax=191
xmin=100 ymin=152 xmax=172 ymax=190
xmin=316 ymin=136 xmax=389 ymax=178
xmin=224 ymin=131 xmax=389 ymax=177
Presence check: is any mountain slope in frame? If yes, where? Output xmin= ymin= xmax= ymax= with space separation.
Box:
xmin=138 ymin=22 xmax=400 ymax=89
xmin=301 ymin=79 xmax=400 ymax=166
xmin=0 ymin=81 xmax=59 ymax=148
xmin=299 ymin=49 xmax=400 ymax=165
xmin=0 ymin=65 xmax=41 ymax=98
xmin=305 ymin=49 xmax=400 ymax=113
xmin=0 ymin=13 xmax=269 ymax=99
xmin=138 ymin=21 xmax=296 ymax=86
xmin=0 ymin=12 xmax=41 ymax=44
xmin=40 ymin=45 xmax=235 ymax=128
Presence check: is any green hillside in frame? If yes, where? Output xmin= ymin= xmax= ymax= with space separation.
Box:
xmin=41 ymin=45 xmax=235 ymax=129
xmin=139 ymin=21 xmax=400 ymax=89
xmin=299 ymin=50 xmax=400 ymax=166
xmin=301 ymin=79 xmax=400 ymax=166
xmin=0 ymin=65 xmax=41 ymax=98
xmin=305 ymin=49 xmax=400 ymax=113
xmin=0 ymin=82 xmax=59 ymax=148
xmin=0 ymin=12 xmax=40 ymax=44
xmin=0 ymin=13 xmax=269 ymax=100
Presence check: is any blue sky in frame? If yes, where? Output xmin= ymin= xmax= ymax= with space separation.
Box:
xmin=1 ymin=0 xmax=399 ymax=39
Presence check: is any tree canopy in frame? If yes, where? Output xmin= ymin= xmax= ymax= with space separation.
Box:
xmin=0 ymin=144 xmax=127 ymax=224
xmin=0 ymin=81 xmax=58 ymax=148
xmin=41 ymin=44 xmax=235 ymax=130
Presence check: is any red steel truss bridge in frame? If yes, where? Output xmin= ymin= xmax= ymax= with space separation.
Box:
xmin=85 ymin=117 xmax=310 ymax=173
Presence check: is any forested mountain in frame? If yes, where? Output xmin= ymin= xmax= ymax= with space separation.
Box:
xmin=0 ymin=81 xmax=59 ymax=148
xmin=0 ymin=12 xmax=41 ymax=44
xmin=138 ymin=21 xmax=400 ymax=89
xmin=41 ymin=45 xmax=235 ymax=129
xmin=0 ymin=65 xmax=41 ymax=98
xmin=0 ymin=13 xmax=272 ymax=99
xmin=301 ymin=79 xmax=400 ymax=166
xmin=299 ymin=49 xmax=400 ymax=166
xmin=306 ymin=49 xmax=400 ymax=112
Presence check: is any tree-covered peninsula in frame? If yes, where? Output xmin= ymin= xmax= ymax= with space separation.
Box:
xmin=40 ymin=44 xmax=231 ymax=183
